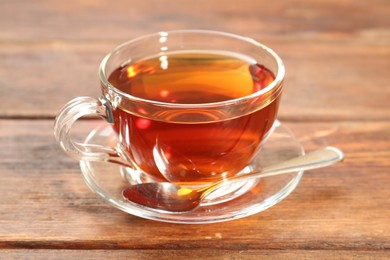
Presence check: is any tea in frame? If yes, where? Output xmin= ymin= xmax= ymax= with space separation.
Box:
xmin=108 ymin=52 xmax=280 ymax=185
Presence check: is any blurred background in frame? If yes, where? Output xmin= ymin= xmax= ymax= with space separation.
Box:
xmin=1 ymin=0 xmax=389 ymax=121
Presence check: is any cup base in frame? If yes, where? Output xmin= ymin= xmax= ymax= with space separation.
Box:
xmin=80 ymin=120 xmax=304 ymax=224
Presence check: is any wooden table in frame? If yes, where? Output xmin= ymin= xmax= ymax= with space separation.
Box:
xmin=1 ymin=0 xmax=389 ymax=259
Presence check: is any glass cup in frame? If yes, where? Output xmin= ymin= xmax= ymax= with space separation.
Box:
xmin=54 ymin=30 xmax=284 ymax=189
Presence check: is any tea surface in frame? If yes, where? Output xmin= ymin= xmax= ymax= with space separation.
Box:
xmin=108 ymin=52 xmax=275 ymax=104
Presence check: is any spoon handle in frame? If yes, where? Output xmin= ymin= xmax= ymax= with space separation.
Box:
xmin=204 ymin=147 xmax=344 ymax=192
xmin=258 ymin=146 xmax=344 ymax=178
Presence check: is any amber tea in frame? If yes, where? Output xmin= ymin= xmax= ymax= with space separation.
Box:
xmin=107 ymin=52 xmax=280 ymax=185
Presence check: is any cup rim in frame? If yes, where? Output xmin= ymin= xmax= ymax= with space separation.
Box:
xmin=99 ymin=29 xmax=285 ymax=108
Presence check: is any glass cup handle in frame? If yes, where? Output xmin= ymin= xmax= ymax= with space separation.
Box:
xmin=54 ymin=96 xmax=132 ymax=167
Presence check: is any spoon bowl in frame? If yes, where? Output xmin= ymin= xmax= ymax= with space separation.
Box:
xmin=123 ymin=146 xmax=344 ymax=213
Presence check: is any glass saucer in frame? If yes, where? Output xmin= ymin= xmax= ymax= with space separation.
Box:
xmin=79 ymin=120 xmax=304 ymax=224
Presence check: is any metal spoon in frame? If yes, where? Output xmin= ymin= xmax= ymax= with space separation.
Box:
xmin=122 ymin=146 xmax=344 ymax=213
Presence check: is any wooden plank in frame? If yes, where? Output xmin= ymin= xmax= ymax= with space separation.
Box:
xmin=0 ymin=36 xmax=388 ymax=120
xmin=0 ymin=0 xmax=388 ymax=41
xmin=0 ymin=41 xmax=106 ymax=118
xmin=0 ymin=249 xmax=389 ymax=260
xmin=0 ymin=120 xmax=388 ymax=250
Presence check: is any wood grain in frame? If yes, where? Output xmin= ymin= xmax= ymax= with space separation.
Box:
xmin=0 ymin=35 xmax=389 ymax=120
xmin=0 ymin=120 xmax=388 ymax=251
xmin=1 ymin=0 xmax=388 ymax=41
xmin=1 ymin=249 xmax=389 ymax=260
